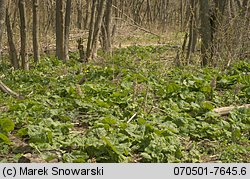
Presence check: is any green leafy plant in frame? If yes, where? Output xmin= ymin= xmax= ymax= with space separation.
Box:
xmin=0 ymin=46 xmax=249 ymax=163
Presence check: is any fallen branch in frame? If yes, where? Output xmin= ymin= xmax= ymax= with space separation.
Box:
xmin=127 ymin=113 xmax=137 ymax=123
xmin=0 ymin=80 xmax=24 ymax=99
xmin=213 ymin=104 xmax=250 ymax=116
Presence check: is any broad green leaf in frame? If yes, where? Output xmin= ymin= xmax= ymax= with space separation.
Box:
xmin=0 ymin=118 xmax=15 ymax=133
xmin=0 ymin=133 xmax=11 ymax=144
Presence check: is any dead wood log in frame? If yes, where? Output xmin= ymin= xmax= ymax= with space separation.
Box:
xmin=213 ymin=104 xmax=250 ymax=116
xmin=0 ymin=80 xmax=24 ymax=99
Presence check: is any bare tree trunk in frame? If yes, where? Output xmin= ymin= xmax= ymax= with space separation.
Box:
xmin=186 ymin=0 xmax=198 ymax=64
xmin=77 ymin=0 xmax=83 ymax=29
xmin=86 ymin=0 xmax=97 ymax=61
xmin=6 ymin=8 xmax=19 ymax=69
xmin=19 ymin=0 xmax=29 ymax=70
xmin=64 ymin=0 xmax=72 ymax=62
xmin=56 ymin=0 xmax=64 ymax=60
xmin=77 ymin=38 xmax=85 ymax=62
xmin=102 ymin=0 xmax=112 ymax=53
xmin=180 ymin=0 xmax=184 ymax=31
xmin=0 ymin=0 xmax=7 ymax=60
xmin=186 ymin=0 xmax=195 ymax=64
xmin=85 ymin=0 xmax=91 ymax=29
xmin=91 ymin=0 xmax=106 ymax=59
xmin=211 ymin=0 xmax=227 ymax=64
xmin=32 ymin=0 xmax=40 ymax=63
xmin=199 ymin=0 xmax=212 ymax=67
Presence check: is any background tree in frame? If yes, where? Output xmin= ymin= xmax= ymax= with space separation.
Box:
xmin=6 ymin=7 xmax=19 ymax=69
xmin=19 ymin=0 xmax=29 ymax=70
xmin=186 ymin=0 xmax=198 ymax=65
xmin=0 ymin=0 xmax=7 ymax=60
xmin=86 ymin=0 xmax=107 ymax=61
xmin=0 ymin=0 xmax=249 ymax=68
xmin=32 ymin=0 xmax=40 ymax=63
xmin=56 ymin=0 xmax=64 ymax=60
xmin=199 ymin=0 xmax=212 ymax=67
xmin=64 ymin=0 xmax=72 ymax=61
xmin=101 ymin=0 xmax=113 ymax=53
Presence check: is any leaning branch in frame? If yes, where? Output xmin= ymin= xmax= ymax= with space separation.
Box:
xmin=213 ymin=104 xmax=250 ymax=116
xmin=0 ymin=80 xmax=24 ymax=99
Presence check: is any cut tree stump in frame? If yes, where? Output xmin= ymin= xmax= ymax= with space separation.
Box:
xmin=0 ymin=80 xmax=24 ymax=99
xmin=213 ymin=104 xmax=250 ymax=116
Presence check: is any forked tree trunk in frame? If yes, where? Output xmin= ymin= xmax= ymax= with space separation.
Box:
xmin=32 ymin=0 xmax=40 ymax=63
xmin=91 ymin=0 xmax=106 ymax=59
xmin=19 ymin=0 xmax=29 ymax=70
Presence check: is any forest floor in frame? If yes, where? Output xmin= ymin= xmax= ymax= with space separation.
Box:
xmin=0 ymin=30 xmax=249 ymax=163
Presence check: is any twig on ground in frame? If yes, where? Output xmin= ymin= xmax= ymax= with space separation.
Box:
xmin=127 ymin=113 xmax=137 ymax=123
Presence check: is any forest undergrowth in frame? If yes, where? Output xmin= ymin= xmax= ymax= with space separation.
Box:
xmin=0 ymin=45 xmax=249 ymax=163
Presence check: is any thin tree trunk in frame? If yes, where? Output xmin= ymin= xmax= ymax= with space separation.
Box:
xmin=85 ymin=0 xmax=91 ymax=29
xmin=180 ymin=0 xmax=184 ymax=31
xmin=77 ymin=0 xmax=83 ymax=29
xmin=86 ymin=0 xmax=97 ymax=61
xmin=6 ymin=8 xmax=19 ymax=69
xmin=64 ymin=0 xmax=72 ymax=62
xmin=186 ymin=0 xmax=195 ymax=64
xmin=19 ymin=0 xmax=29 ymax=70
xmin=91 ymin=0 xmax=106 ymax=59
xmin=32 ymin=0 xmax=40 ymax=63
xmin=102 ymin=0 xmax=112 ymax=53
xmin=56 ymin=0 xmax=64 ymax=60
xmin=187 ymin=0 xmax=198 ymax=63
xmin=0 ymin=0 xmax=7 ymax=60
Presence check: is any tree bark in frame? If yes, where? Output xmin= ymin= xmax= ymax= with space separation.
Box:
xmin=0 ymin=0 xmax=7 ymax=60
xmin=199 ymin=0 xmax=212 ymax=67
xmin=85 ymin=0 xmax=91 ymax=29
xmin=186 ymin=0 xmax=197 ymax=64
xmin=77 ymin=0 xmax=83 ymax=29
xmin=86 ymin=0 xmax=97 ymax=61
xmin=56 ymin=0 xmax=64 ymax=60
xmin=102 ymin=0 xmax=112 ymax=53
xmin=91 ymin=0 xmax=106 ymax=59
xmin=19 ymin=0 xmax=29 ymax=70
xmin=64 ymin=0 xmax=72 ymax=62
xmin=6 ymin=8 xmax=19 ymax=69
xmin=32 ymin=0 xmax=40 ymax=63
